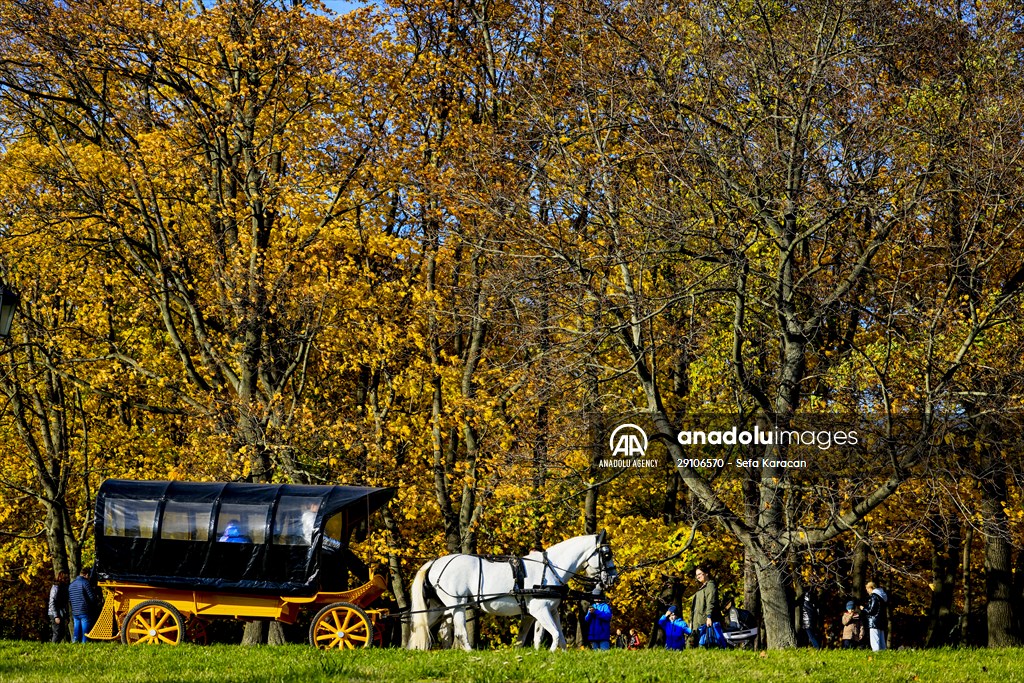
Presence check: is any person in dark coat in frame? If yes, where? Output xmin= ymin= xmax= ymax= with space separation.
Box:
xmin=585 ymin=588 xmax=613 ymax=650
xmin=691 ymin=565 xmax=719 ymax=647
xmin=800 ymin=588 xmax=822 ymax=649
xmin=68 ymin=566 xmax=99 ymax=643
xmin=658 ymin=605 xmax=691 ymax=650
xmin=613 ymin=628 xmax=628 ymax=648
xmin=47 ymin=571 xmax=70 ymax=643
xmin=864 ymin=582 xmax=889 ymax=651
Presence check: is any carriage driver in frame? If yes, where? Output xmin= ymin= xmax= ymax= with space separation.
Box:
xmin=585 ymin=587 xmax=613 ymax=650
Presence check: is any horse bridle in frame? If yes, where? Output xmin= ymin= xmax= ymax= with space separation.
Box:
xmin=527 ymin=534 xmax=617 ymax=587
xmin=592 ymin=543 xmax=617 ymax=586
xmin=575 ymin=532 xmax=617 ymax=587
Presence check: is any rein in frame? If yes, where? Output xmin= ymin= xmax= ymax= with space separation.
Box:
xmin=420 ymin=540 xmax=615 ymax=608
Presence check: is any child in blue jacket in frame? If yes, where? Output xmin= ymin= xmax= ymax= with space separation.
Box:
xmin=658 ymin=605 xmax=692 ymax=650
xmin=586 ymin=588 xmax=613 ymax=649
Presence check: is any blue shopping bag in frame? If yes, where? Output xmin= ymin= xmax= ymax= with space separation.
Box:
xmin=698 ymin=622 xmax=728 ymax=648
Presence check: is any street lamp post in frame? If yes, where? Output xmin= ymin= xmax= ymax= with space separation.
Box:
xmin=0 ymin=285 xmax=19 ymax=338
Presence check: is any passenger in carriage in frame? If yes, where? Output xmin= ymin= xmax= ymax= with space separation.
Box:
xmin=219 ymin=520 xmax=250 ymax=543
xmin=300 ymin=501 xmax=318 ymax=544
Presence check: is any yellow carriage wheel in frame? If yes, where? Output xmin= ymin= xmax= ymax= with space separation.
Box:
xmin=309 ymin=602 xmax=373 ymax=650
xmin=120 ymin=600 xmax=185 ymax=645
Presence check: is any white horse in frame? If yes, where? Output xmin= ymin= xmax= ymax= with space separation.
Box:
xmin=406 ymin=532 xmax=618 ymax=651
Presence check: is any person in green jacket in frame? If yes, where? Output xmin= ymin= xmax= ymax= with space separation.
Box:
xmin=691 ymin=565 xmax=720 ymax=646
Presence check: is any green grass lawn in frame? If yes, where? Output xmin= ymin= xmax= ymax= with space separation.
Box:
xmin=1 ymin=642 xmax=1022 ymax=683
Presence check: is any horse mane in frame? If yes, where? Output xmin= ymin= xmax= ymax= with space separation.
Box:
xmin=542 ymin=533 xmax=598 ymax=555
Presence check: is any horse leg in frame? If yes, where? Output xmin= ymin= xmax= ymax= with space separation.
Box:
xmin=437 ymin=611 xmax=453 ymax=649
xmin=517 ymin=614 xmax=537 ymax=648
xmin=528 ymin=603 xmax=565 ymax=652
xmin=451 ymin=606 xmax=472 ymax=651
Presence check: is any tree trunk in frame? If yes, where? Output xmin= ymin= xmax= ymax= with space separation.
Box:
xmin=425 ymin=242 xmax=461 ymax=554
xmin=755 ymin=558 xmax=797 ymax=649
xmin=925 ymin=513 xmax=960 ymax=647
xmin=583 ymin=366 xmax=603 ymax=535
xmin=981 ymin=452 xmax=1017 ymax=646
xmin=1014 ymin=547 xmax=1024 ymax=641
xmin=755 ymin=436 xmax=797 ymax=648
xmin=741 ymin=471 xmax=763 ymax=647
xmin=961 ymin=524 xmax=973 ymax=644
xmin=267 ymin=622 xmax=288 ymax=645
xmin=662 ymin=470 xmax=680 ymax=524
xmin=531 ymin=403 xmax=548 ymax=549
xmin=242 ymin=621 xmax=265 ymax=645
xmin=850 ymin=526 xmax=869 ymax=603
xmin=381 ymin=505 xmax=410 ymax=646
xmin=44 ymin=501 xmax=74 ymax=578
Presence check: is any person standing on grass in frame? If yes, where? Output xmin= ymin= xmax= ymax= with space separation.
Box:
xmin=627 ymin=628 xmax=642 ymax=650
xmin=691 ymin=565 xmax=719 ymax=647
xmin=68 ymin=566 xmax=99 ymax=643
xmin=658 ymin=605 xmax=691 ymax=650
xmin=864 ymin=582 xmax=889 ymax=651
xmin=585 ymin=588 xmax=613 ymax=650
xmin=800 ymin=587 xmax=822 ymax=649
xmin=841 ymin=601 xmax=865 ymax=649
xmin=47 ymin=571 xmax=70 ymax=643
xmin=613 ymin=628 xmax=628 ymax=648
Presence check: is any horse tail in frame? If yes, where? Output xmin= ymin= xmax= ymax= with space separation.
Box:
xmin=407 ymin=561 xmax=434 ymax=650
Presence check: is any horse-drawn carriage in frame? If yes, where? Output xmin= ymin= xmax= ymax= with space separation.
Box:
xmin=85 ymin=479 xmax=395 ymax=648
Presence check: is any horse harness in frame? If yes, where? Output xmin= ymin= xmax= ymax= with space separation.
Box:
xmin=420 ymin=544 xmax=614 ymax=614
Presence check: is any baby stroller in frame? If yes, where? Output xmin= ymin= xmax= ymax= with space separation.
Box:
xmin=722 ymin=605 xmax=759 ymax=649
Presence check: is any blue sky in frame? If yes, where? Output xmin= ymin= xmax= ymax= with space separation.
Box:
xmin=320 ymin=0 xmax=364 ymax=14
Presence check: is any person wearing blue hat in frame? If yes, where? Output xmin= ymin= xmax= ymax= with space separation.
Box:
xmin=658 ymin=604 xmax=691 ymax=650
xmin=586 ymin=587 xmax=613 ymax=650
xmin=219 ymin=520 xmax=250 ymax=543
xmin=842 ymin=600 xmax=865 ymax=648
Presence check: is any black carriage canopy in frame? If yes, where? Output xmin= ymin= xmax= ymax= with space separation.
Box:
xmin=94 ymin=479 xmax=395 ymax=595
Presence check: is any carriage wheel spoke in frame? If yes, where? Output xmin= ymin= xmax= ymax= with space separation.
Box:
xmin=317 ymin=630 xmax=342 ymax=649
xmin=154 ymin=611 xmax=171 ymax=630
